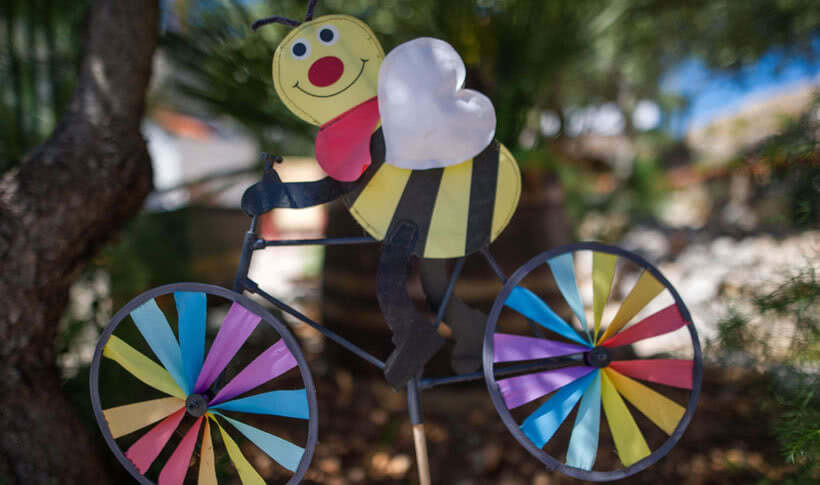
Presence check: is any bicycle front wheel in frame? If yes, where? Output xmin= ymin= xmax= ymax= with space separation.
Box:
xmin=483 ymin=242 xmax=701 ymax=481
xmin=90 ymin=283 xmax=318 ymax=484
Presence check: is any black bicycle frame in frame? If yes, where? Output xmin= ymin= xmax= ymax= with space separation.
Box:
xmin=230 ymin=215 xmax=588 ymax=398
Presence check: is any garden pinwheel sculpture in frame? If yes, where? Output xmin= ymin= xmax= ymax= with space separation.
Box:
xmin=91 ymin=284 xmax=316 ymax=484
xmin=90 ymin=0 xmax=702 ymax=481
xmin=485 ymin=243 xmax=700 ymax=480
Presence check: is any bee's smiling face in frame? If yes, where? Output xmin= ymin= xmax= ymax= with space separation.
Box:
xmin=273 ymin=15 xmax=384 ymax=126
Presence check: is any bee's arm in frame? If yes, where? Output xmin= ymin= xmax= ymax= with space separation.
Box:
xmin=241 ymin=175 xmax=356 ymax=215
xmin=241 ymin=159 xmax=356 ymax=215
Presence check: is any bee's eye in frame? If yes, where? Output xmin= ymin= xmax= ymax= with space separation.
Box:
xmin=317 ymin=25 xmax=338 ymax=45
xmin=290 ymin=39 xmax=311 ymax=59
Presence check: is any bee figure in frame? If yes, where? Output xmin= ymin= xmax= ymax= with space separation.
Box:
xmin=243 ymin=0 xmax=521 ymax=387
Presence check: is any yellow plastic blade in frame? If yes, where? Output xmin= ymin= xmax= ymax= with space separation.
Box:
xmin=600 ymin=371 xmax=650 ymax=466
xmin=198 ymin=418 xmax=217 ymax=485
xmin=592 ymin=252 xmax=617 ymax=342
xmin=604 ymin=368 xmax=685 ymax=435
xmin=212 ymin=416 xmax=265 ymax=485
xmin=103 ymin=397 xmax=184 ymax=439
xmin=597 ymin=271 xmax=664 ymax=344
xmin=103 ymin=335 xmax=186 ymax=399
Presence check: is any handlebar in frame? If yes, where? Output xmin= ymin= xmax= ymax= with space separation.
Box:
xmin=261 ymin=153 xmax=283 ymax=182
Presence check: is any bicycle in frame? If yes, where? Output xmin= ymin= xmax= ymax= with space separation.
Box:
xmin=89 ymin=159 xmax=702 ymax=484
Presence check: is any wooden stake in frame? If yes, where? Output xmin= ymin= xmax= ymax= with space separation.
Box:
xmin=412 ymin=423 xmax=432 ymax=485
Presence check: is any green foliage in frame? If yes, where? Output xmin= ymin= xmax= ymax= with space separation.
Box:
xmin=624 ymin=157 xmax=665 ymax=217
xmin=157 ymin=0 xmax=820 ymax=170
xmin=713 ymin=268 xmax=820 ymax=472
xmin=0 ymin=0 xmax=89 ymax=170
xmin=740 ymin=94 xmax=820 ymax=227
xmin=95 ymin=210 xmax=195 ymax=309
xmin=715 ymin=308 xmax=752 ymax=354
xmin=774 ymin=384 xmax=820 ymax=466
xmin=159 ymin=0 xmax=318 ymax=155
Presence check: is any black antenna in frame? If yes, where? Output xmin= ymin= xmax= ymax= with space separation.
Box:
xmin=252 ymin=16 xmax=301 ymax=30
xmin=252 ymin=1 xmax=321 ymax=31
xmin=305 ymin=0 xmax=319 ymax=21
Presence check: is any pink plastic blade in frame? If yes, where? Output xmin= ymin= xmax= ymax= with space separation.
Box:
xmin=194 ymin=302 xmax=261 ymax=393
xmin=125 ymin=408 xmax=186 ymax=474
xmin=601 ymin=305 xmax=687 ymax=348
xmin=209 ymin=339 xmax=297 ymax=406
xmin=498 ymin=366 xmax=596 ymax=409
xmin=157 ymin=416 xmax=203 ymax=485
xmin=494 ymin=333 xmax=588 ymax=363
xmin=609 ymin=359 xmax=693 ymax=389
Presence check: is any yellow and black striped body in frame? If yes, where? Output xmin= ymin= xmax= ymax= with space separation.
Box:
xmin=342 ymin=129 xmax=521 ymax=259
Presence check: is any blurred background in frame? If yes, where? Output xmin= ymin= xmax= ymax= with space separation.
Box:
xmin=2 ymin=0 xmax=819 ymax=483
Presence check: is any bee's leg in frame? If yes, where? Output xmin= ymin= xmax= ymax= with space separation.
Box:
xmin=419 ymin=259 xmax=486 ymax=374
xmin=377 ymin=221 xmax=445 ymax=388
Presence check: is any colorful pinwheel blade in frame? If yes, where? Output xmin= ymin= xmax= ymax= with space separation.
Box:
xmin=210 ymin=340 xmax=297 ymax=406
xmin=592 ymin=252 xmax=617 ymax=342
xmin=194 ymin=302 xmax=261 ymax=393
xmin=199 ymin=419 xmax=218 ymax=485
xmin=505 ymin=286 xmax=591 ymax=347
xmin=600 ymin=371 xmax=650 ymax=466
xmin=212 ymin=417 xmax=266 ymax=485
xmin=175 ymin=291 xmax=206 ymax=393
xmin=520 ymin=370 xmax=597 ymax=449
xmin=124 ymin=408 xmax=186 ymax=474
xmin=609 ymin=359 xmax=693 ymax=389
xmin=103 ymin=335 xmax=186 ymax=399
xmin=597 ymin=270 xmax=664 ymax=345
xmin=158 ymin=416 xmax=203 ymax=485
xmin=566 ymin=370 xmax=601 ymax=470
xmin=547 ymin=253 xmax=590 ymax=338
xmin=103 ymin=397 xmax=184 ymax=439
xmin=601 ymin=305 xmax=687 ymax=349
xmin=130 ymin=298 xmax=189 ymax=394
xmin=212 ymin=389 xmax=309 ymax=420
xmin=498 ymin=366 xmax=596 ymax=410
xmin=604 ymin=368 xmax=686 ymax=435
xmin=493 ymin=333 xmax=588 ymax=363
xmin=214 ymin=412 xmax=305 ymax=473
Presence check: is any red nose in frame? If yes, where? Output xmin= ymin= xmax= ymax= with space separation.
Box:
xmin=308 ymin=56 xmax=344 ymax=87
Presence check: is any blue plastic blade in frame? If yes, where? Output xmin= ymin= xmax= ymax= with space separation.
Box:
xmin=505 ymin=286 xmax=592 ymax=347
xmin=213 ymin=412 xmax=305 ymax=472
xmin=548 ymin=253 xmax=591 ymax=341
xmin=174 ymin=291 xmax=206 ymax=393
xmin=520 ymin=370 xmax=597 ymax=449
xmin=211 ymin=389 xmax=309 ymax=420
xmin=566 ymin=370 xmax=602 ymax=470
xmin=130 ymin=299 xmax=189 ymax=394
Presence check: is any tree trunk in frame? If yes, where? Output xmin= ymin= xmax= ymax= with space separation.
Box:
xmin=0 ymin=1 xmax=158 ymax=483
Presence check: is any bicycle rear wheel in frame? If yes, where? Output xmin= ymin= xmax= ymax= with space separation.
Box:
xmin=90 ymin=283 xmax=317 ymax=484
xmin=483 ymin=242 xmax=701 ymax=481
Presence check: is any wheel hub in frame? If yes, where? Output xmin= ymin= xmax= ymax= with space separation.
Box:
xmin=185 ymin=394 xmax=208 ymax=418
xmin=585 ymin=347 xmax=611 ymax=368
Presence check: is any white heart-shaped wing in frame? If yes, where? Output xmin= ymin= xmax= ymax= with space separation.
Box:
xmin=378 ymin=37 xmax=496 ymax=170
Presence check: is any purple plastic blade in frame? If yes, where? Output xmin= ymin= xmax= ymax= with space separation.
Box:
xmin=498 ymin=366 xmax=596 ymax=409
xmin=193 ymin=303 xmax=261 ymax=394
xmin=494 ymin=333 xmax=588 ymax=363
xmin=209 ymin=339 xmax=297 ymax=406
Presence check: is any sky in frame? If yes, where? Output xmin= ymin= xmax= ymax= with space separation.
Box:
xmin=662 ymin=45 xmax=820 ymax=136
